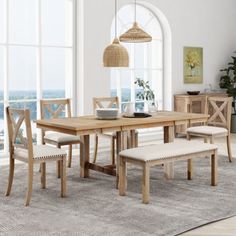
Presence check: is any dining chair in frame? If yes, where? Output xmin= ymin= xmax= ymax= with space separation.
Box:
xmin=6 ymin=107 xmax=67 ymax=206
xmin=40 ymin=99 xmax=83 ymax=177
xmin=93 ymin=96 xmax=138 ymax=165
xmin=93 ymin=97 xmax=119 ymax=165
xmin=187 ymin=96 xmax=233 ymax=162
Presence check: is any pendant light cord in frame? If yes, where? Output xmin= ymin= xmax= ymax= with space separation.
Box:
xmin=135 ymin=0 xmax=137 ymax=22
xmin=115 ymin=0 xmax=117 ymax=38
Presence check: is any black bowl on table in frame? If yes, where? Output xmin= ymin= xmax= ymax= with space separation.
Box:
xmin=187 ymin=91 xmax=200 ymax=95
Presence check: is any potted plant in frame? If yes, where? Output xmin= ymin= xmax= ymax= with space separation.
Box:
xmin=135 ymin=78 xmax=157 ymax=112
xmin=219 ymin=51 xmax=236 ymax=132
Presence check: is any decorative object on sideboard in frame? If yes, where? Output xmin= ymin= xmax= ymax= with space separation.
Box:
xmin=184 ymin=47 xmax=203 ymax=84
xmin=119 ymin=0 xmax=152 ymax=43
xmin=219 ymin=51 xmax=236 ymax=132
xmin=187 ymin=91 xmax=200 ymax=95
xmin=103 ymin=0 xmax=129 ymax=67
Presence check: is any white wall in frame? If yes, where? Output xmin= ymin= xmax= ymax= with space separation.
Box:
xmin=80 ymin=0 xmax=236 ymax=114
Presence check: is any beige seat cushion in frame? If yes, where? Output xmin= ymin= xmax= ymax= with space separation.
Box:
xmin=44 ymin=132 xmax=81 ymax=144
xmin=119 ymin=141 xmax=217 ymax=162
xmin=186 ymin=126 xmax=228 ymax=136
xmin=14 ymin=145 xmax=67 ymax=160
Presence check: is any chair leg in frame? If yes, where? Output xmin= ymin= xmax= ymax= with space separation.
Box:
xmin=68 ymin=144 xmax=72 ymax=168
xmin=111 ymin=137 xmax=116 ymax=165
xmin=25 ymin=163 xmax=34 ymax=206
xmin=187 ymin=159 xmax=193 ymax=180
xmin=187 ymin=133 xmax=191 ymax=141
xmin=57 ymin=145 xmax=61 ymax=178
xmin=226 ymin=135 xmax=233 ymax=162
xmin=40 ymin=162 xmax=46 ymax=189
xmin=135 ymin=132 xmax=138 ymax=147
xmin=211 ymin=152 xmax=218 ymax=186
xmin=93 ymin=135 xmax=98 ymax=164
xmin=80 ymin=142 xmax=84 ymax=174
xmin=119 ymin=156 xmax=126 ymax=196
xmin=5 ymin=156 xmax=15 ymax=196
xmin=60 ymin=159 xmax=67 ymax=197
xmin=142 ymin=164 xmax=150 ymax=204
xmin=57 ymin=161 xmax=61 ymax=178
xmin=210 ymin=136 xmax=214 ymax=144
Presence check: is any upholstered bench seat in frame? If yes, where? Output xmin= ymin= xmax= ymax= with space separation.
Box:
xmin=119 ymin=141 xmax=218 ymax=204
xmin=119 ymin=141 xmax=217 ymax=162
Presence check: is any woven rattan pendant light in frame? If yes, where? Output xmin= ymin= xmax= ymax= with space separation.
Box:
xmin=119 ymin=0 xmax=152 ymax=43
xmin=103 ymin=0 xmax=129 ymax=67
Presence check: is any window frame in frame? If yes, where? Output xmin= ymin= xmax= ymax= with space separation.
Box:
xmin=0 ymin=0 xmax=77 ymax=153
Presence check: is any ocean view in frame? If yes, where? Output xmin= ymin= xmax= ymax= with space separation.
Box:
xmin=0 ymin=89 xmax=141 ymax=150
xmin=0 ymin=88 xmax=144 ymax=119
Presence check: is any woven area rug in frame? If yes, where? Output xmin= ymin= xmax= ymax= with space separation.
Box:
xmin=0 ymin=152 xmax=236 ymax=236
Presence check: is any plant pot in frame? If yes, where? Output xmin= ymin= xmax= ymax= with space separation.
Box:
xmin=231 ymin=114 xmax=236 ymax=133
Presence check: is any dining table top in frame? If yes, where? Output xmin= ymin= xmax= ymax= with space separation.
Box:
xmin=36 ymin=111 xmax=209 ymax=136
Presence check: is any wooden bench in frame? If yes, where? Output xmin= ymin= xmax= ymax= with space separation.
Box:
xmin=118 ymin=141 xmax=218 ymax=204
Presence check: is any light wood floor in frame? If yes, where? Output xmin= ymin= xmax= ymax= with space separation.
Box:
xmin=181 ymin=216 xmax=236 ymax=236
xmin=181 ymin=133 xmax=236 ymax=236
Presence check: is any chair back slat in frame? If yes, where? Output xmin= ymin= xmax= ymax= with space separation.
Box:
xmin=40 ymin=99 xmax=72 ymax=119
xmin=93 ymin=97 xmax=119 ymax=114
xmin=6 ymin=107 xmax=34 ymax=160
xmin=207 ymin=96 xmax=233 ymax=130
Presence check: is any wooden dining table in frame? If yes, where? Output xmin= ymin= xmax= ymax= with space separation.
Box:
xmin=36 ymin=111 xmax=209 ymax=181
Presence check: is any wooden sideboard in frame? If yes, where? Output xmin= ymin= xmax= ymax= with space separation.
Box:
xmin=174 ymin=93 xmax=227 ymax=136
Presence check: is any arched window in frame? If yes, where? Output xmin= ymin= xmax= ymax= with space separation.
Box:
xmin=110 ymin=4 xmax=164 ymax=111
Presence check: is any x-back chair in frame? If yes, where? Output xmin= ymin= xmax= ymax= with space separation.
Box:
xmin=6 ymin=107 xmax=67 ymax=206
xmin=40 ymin=99 xmax=83 ymax=177
xmin=93 ymin=97 xmax=119 ymax=165
xmin=187 ymin=96 xmax=233 ymax=162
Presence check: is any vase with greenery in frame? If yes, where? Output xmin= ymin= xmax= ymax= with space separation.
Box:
xmin=219 ymin=52 xmax=236 ymax=114
xmin=135 ymin=78 xmax=157 ymax=112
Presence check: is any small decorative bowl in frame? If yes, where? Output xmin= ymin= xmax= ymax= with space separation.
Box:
xmin=95 ymin=108 xmax=119 ymax=120
xmin=187 ymin=91 xmax=200 ymax=95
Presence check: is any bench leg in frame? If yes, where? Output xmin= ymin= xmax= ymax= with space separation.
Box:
xmin=187 ymin=133 xmax=191 ymax=141
xmin=163 ymin=126 xmax=175 ymax=180
xmin=211 ymin=152 xmax=218 ymax=186
xmin=187 ymin=159 xmax=193 ymax=180
xmin=164 ymin=162 xmax=174 ymax=180
xmin=119 ymin=156 xmax=126 ymax=196
xmin=41 ymin=162 xmax=46 ymax=189
xmin=142 ymin=164 xmax=150 ymax=204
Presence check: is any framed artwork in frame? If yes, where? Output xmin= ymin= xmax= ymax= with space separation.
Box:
xmin=184 ymin=47 xmax=203 ymax=84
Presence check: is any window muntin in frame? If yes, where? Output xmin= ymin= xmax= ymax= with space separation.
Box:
xmin=0 ymin=0 xmax=75 ymax=152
